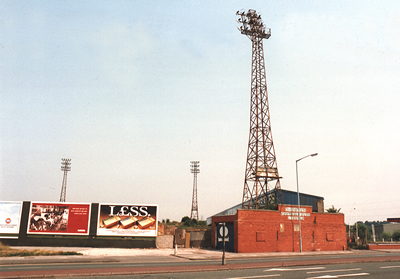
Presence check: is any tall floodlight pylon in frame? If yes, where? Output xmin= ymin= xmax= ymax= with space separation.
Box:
xmin=190 ymin=161 xmax=200 ymax=220
xmin=236 ymin=9 xmax=282 ymax=209
xmin=59 ymin=158 xmax=71 ymax=202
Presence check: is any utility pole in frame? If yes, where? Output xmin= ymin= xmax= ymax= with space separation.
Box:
xmin=296 ymin=153 xmax=318 ymax=252
xmin=236 ymin=9 xmax=282 ymax=209
xmin=59 ymin=158 xmax=71 ymax=202
xmin=354 ymin=204 xmax=359 ymax=241
xmin=190 ymin=161 xmax=200 ymax=220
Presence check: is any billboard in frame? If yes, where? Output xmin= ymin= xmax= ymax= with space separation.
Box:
xmin=387 ymin=218 xmax=400 ymax=223
xmin=97 ymin=204 xmax=158 ymax=237
xmin=0 ymin=201 xmax=23 ymax=238
xmin=27 ymin=202 xmax=91 ymax=235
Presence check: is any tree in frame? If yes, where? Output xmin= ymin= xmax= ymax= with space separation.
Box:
xmin=382 ymin=231 xmax=392 ymax=241
xmin=326 ymin=205 xmax=341 ymax=213
xmin=356 ymin=222 xmax=368 ymax=245
xmin=181 ymin=216 xmax=190 ymax=223
xmin=183 ymin=218 xmax=197 ymax=227
xmin=179 ymin=216 xmax=204 ymax=228
xmin=392 ymin=231 xmax=400 ymax=241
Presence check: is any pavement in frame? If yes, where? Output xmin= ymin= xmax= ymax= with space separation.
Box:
xmin=0 ymin=246 xmax=360 ymax=264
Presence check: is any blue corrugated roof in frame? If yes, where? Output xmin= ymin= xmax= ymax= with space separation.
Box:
xmin=208 ymin=189 xmax=324 ymax=222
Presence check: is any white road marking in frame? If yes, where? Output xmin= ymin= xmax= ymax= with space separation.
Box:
xmin=307 ymin=273 xmax=369 ymax=279
xmin=380 ymin=265 xmax=400 ymax=269
xmin=226 ymin=275 xmax=280 ymax=279
xmin=307 ymin=268 xmax=361 ymax=274
xmin=265 ymin=267 xmax=326 ymax=271
xmin=308 ymin=276 xmax=338 ymax=279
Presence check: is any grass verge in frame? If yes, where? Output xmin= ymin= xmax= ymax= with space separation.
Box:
xmin=0 ymin=242 xmax=81 ymax=257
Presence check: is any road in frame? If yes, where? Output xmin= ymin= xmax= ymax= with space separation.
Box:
xmin=5 ymin=261 xmax=398 ymax=279
xmin=1 ymin=249 xmax=400 ymax=278
xmin=59 ymin=261 xmax=400 ymax=278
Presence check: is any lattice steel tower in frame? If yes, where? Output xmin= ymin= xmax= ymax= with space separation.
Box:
xmin=236 ymin=9 xmax=282 ymax=209
xmin=190 ymin=161 xmax=200 ymax=220
xmin=59 ymin=158 xmax=71 ymax=202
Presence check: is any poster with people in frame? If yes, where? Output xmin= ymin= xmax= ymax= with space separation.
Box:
xmin=27 ymin=202 xmax=90 ymax=235
xmin=97 ymin=204 xmax=158 ymax=237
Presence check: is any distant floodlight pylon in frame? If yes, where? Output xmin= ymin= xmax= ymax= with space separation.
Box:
xmin=59 ymin=158 xmax=71 ymax=202
xmin=190 ymin=161 xmax=200 ymax=220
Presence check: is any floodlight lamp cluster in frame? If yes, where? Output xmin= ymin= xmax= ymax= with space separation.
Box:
xmin=190 ymin=161 xmax=200 ymax=174
xmin=236 ymin=9 xmax=271 ymax=39
xmin=61 ymin=158 xmax=71 ymax=171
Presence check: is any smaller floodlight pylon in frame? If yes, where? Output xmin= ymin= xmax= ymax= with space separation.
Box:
xmin=59 ymin=158 xmax=71 ymax=202
xmin=190 ymin=161 xmax=200 ymax=220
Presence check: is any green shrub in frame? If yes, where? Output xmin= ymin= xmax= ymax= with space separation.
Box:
xmin=392 ymin=231 xmax=400 ymax=241
xmin=382 ymin=231 xmax=392 ymax=241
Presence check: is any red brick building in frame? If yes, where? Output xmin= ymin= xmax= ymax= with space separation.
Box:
xmin=212 ymin=204 xmax=346 ymax=253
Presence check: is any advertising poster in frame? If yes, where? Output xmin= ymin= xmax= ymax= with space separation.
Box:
xmin=0 ymin=201 xmax=23 ymax=238
xmin=97 ymin=204 xmax=158 ymax=237
xmin=27 ymin=202 xmax=91 ymax=235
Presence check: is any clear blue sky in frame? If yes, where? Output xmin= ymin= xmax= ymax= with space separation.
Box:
xmin=1 ymin=1 xmax=400 ymax=223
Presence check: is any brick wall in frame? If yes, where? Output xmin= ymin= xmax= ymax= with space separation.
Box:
xmin=212 ymin=204 xmax=346 ymax=253
xmin=158 ymin=225 xmax=176 ymax=236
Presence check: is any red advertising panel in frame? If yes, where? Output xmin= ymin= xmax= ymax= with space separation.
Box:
xmin=27 ymin=202 xmax=90 ymax=235
xmin=97 ymin=204 xmax=158 ymax=237
xmin=387 ymin=218 xmax=400 ymax=223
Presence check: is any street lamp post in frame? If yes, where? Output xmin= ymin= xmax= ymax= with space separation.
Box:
xmin=296 ymin=153 xmax=318 ymax=252
xmin=222 ymin=222 xmax=226 ymax=265
xmin=219 ymin=222 xmax=226 ymax=265
xmin=354 ymin=205 xmax=359 ymax=242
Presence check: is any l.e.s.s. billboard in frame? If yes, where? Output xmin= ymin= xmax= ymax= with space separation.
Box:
xmin=97 ymin=204 xmax=157 ymax=237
